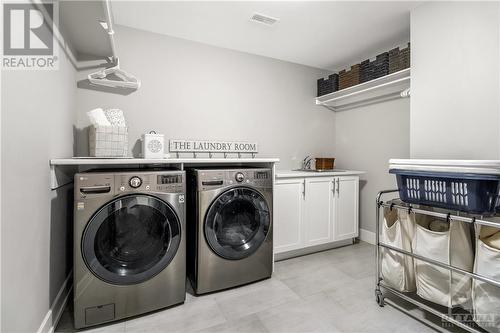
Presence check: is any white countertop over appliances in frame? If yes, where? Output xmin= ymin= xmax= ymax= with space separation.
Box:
xmin=50 ymin=157 xmax=279 ymax=166
xmin=49 ymin=157 xmax=280 ymax=190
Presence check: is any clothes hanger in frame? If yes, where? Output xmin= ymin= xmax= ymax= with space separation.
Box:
xmin=88 ymin=58 xmax=141 ymax=89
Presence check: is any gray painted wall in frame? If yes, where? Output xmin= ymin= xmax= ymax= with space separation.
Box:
xmin=1 ymin=34 xmax=76 ymax=333
xmin=75 ymin=25 xmax=335 ymax=170
xmin=410 ymin=1 xmax=500 ymax=159
xmin=334 ymin=99 xmax=410 ymax=233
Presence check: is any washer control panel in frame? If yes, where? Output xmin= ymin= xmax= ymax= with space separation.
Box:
xmin=198 ymin=168 xmax=272 ymax=190
xmin=116 ymin=172 xmax=184 ymax=193
xmin=75 ymin=171 xmax=185 ymax=199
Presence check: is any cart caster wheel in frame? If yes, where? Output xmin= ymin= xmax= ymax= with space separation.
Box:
xmin=375 ymin=290 xmax=385 ymax=307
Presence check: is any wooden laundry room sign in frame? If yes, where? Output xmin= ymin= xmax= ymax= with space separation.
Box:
xmin=169 ymin=140 xmax=258 ymax=153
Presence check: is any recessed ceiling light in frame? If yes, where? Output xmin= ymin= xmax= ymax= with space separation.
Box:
xmin=250 ymin=13 xmax=279 ymax=26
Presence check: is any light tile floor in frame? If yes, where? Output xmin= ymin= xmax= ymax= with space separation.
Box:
xmin=56 ymin=242 xmax=466 ymax=333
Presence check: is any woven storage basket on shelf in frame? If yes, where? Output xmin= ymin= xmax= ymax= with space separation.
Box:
xmin=360 ymin=52 xmax=389 ymax=83
xmin=89 ymin=125 xmax=128 ymax=157
xmin=389 ymin=48 xmax=400 ymax=74
xmin=389 ymin=43 xmax=411 ymax=74
xmin=338 ymin=64 xmax=360 ymax=90
xmin=400 ymin=43 xmax=410 ymax=69
xmin=317 ymin=73 xmax=339 ymax=97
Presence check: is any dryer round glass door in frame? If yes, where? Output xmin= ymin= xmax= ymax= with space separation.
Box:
xmin=82 ymin=194 xmax=181 ymax=285
xmin=204 ymin=187 xmax=270 ymax=260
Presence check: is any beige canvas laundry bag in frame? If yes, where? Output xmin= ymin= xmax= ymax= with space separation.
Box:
xmin=412 ymin=215 xmax=474 ymax=308
xmin=473 ymin=225 xmax=500 ymax=333
xmin=381 ymin=207 xmax=416 ymax=292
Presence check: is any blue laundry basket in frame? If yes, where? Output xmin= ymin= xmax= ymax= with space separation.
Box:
xmin=390 ymin=169 xmax=500 ymax=214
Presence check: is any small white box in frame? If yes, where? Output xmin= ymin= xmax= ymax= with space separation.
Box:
xmin=142 ymin=132 xmax=165 ymax=159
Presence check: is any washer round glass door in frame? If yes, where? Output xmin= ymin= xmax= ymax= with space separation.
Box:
xmin=204 ymin=187 xmax=270 ymax=260
xmin=82 ymin=194 xmax=181 ymax=285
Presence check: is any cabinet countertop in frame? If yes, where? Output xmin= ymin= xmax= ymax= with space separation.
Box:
xmin=276 ymin=170 xmax=365 ymax=179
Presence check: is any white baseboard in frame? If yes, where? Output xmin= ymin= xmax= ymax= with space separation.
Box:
xmin=359 ymin=228 xmax=376 ymax=245
xmin=274 ymin=239 xmax=353 ymax=261
xmin=37 ymin=271 xmax=72 ymax=333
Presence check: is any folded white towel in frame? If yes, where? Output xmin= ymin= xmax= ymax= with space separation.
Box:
xmin=87 ymin=108 xmax=111 ymax=126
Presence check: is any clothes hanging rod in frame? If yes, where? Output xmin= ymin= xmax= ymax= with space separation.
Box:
xmin=103 ymin=0 xmax=117 ymax=62
xmin=323 ymin=90 xmax=407 ymax=112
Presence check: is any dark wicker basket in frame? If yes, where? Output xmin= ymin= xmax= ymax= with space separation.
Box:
xmin=317 ymin=74 xmax=339 ymax=97
xmin=339 ymin=64 xmax=360 ymax=90
xmin=389 ymin=43 xmax=410 ymax=74
xmin=360 ymin=53 xmax=389 ymax=83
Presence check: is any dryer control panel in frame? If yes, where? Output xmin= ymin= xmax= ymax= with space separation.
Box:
xmin=197 ymin=168 xmax=272 ymax=190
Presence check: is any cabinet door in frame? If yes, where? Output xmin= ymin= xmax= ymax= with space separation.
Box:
xmin=274 ymin=179 xmax=304 ymax=253
xmin=333 ymin=176 xmax=359 ymax=241
xmin=303 ymin=177 xmax=334 ymax=247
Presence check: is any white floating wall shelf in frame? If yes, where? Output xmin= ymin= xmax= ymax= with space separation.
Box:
xmin=315 ymin=68 xmax=411 ymax=112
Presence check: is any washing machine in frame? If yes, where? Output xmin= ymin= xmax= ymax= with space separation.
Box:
xmin=73 ymin=170 xmax=186 ymax=329
xmin=187 ymin=168 xmax=273 ymax=295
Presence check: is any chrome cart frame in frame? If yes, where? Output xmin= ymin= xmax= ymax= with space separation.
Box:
xmin=375 ymin=190 xmax=500 ymax=332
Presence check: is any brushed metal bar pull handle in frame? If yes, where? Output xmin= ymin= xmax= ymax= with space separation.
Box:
xmin=303 ymin=180 xmax=306 ymax=199
xmin=202 ymin=180 xmax=223 ymax=186
xmin=80 ymin=186 xmax=111 ymax=194
xmin=332 ymin=180 xmax=335 ymax=194
xmin=336 ymin=178 xmax=340 ymax=196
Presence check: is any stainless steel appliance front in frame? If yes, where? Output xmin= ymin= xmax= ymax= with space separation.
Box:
xmin=73 ymin=170 xmax=186 ymax=328
xmin=187 ymin=168 xmax=273 ymax=294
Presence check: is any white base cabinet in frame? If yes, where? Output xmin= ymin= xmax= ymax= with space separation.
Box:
xmin=334 ymin=176 xmax=359 ymax=241
xmin=274 ymin=175 xmax=359 ymax=255
xmin=303 ymin=177 xmax=334 ymax=247
xmin=274 ymin=178 xmax=304 ymax=253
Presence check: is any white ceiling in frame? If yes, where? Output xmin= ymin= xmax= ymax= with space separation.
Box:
xmin=112 ymin=1 xmax=421 ymax=71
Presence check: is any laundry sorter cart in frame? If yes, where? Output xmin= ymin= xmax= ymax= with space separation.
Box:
xmin=375 ymin=190 xmax=500 ymax=332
